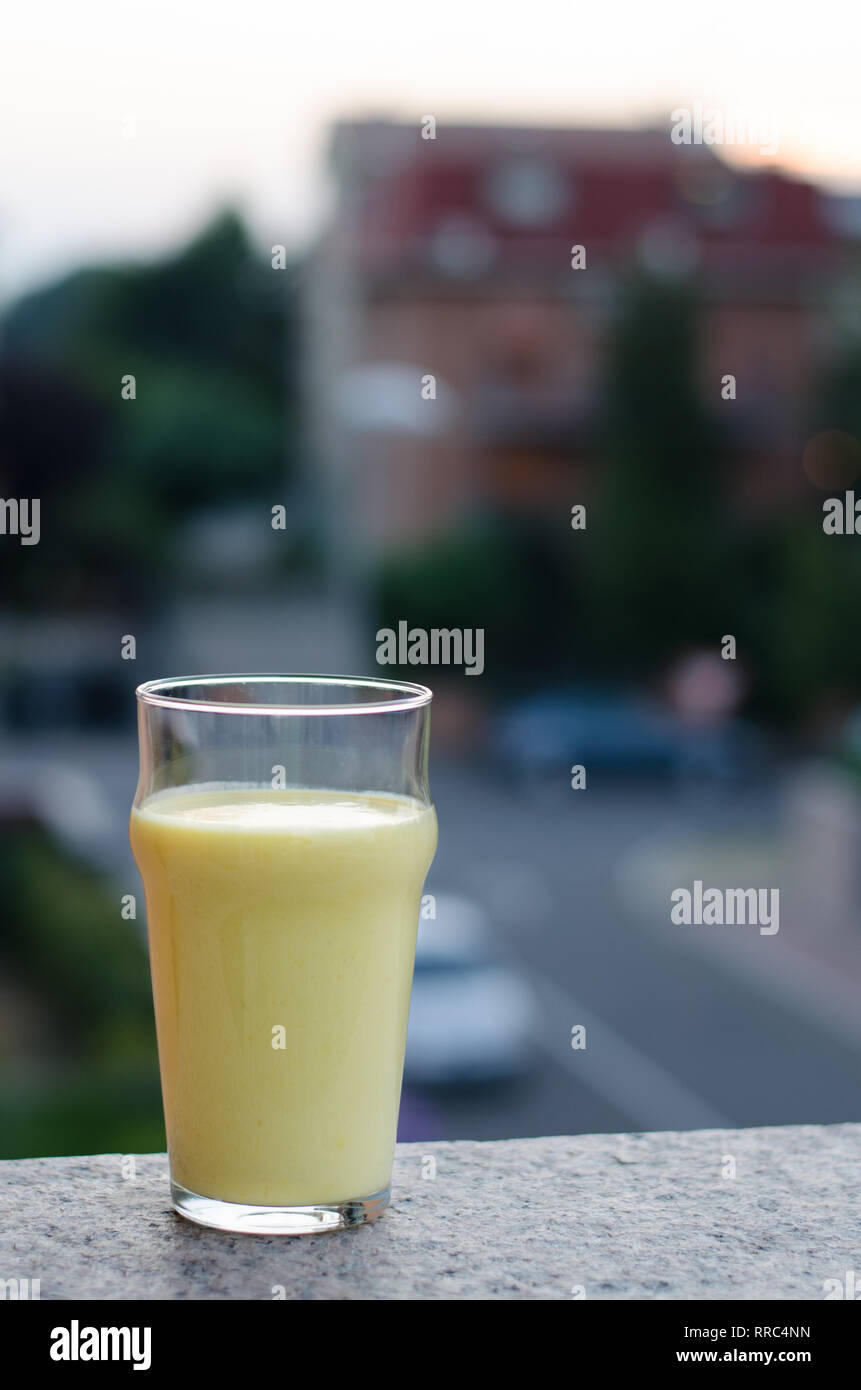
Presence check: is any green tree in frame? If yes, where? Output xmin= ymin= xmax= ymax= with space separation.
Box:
xmin=585 ymin=272 xmax=735 ymax=676
xmin=1 ymin=210 xmax=295 ymax=606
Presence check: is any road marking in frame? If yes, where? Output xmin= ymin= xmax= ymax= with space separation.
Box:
xmin=525 ymin=969 xmax=733 ymax=1132
xmin=616 ymin=833 xmax=861 ymax=1056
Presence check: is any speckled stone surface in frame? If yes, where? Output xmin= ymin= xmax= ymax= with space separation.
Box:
xmin=1 ymin=1126 xmax=859 ymax=1299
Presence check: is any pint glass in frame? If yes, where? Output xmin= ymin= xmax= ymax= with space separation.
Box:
xmin=130 ymin=675 xmax=436 ymax=1234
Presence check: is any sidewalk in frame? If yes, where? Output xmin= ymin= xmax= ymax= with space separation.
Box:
xmin=614 ymin=762 xmax=861 ymax=1052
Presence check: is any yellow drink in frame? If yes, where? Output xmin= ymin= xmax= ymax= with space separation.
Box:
xmin=130 ymin=787 xmax=437 ymax=1207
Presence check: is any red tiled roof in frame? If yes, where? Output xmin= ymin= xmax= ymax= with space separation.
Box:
xmin=328 ymin=120 xmax=837 ymax=269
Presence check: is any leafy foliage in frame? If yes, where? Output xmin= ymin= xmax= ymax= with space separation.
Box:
xmin=1 ymin=210 xmax=293 ymax=607
xmin=0 ymin=827 xmax=163 ymax=1156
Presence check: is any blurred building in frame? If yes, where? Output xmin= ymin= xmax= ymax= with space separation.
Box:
xmin=305 ymin=120 xmax=856 ymax=561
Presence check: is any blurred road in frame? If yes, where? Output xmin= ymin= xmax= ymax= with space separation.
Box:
xmin=421 ymin=759 xmax=861 ymax=1141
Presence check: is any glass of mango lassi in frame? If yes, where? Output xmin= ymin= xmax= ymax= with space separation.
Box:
xmin=130 ymin=675 xmax=436 ymax=1234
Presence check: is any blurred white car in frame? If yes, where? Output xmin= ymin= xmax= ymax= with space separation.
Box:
xmin=404 ymin=894 xmax=536 ymax=1084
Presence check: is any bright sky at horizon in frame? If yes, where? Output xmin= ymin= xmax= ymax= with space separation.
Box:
xmin=1 ymin=0 xmax=859 ymax=305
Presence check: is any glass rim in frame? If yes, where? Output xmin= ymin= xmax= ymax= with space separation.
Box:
xmin=135 ymin=673 xmax=434 ymax=717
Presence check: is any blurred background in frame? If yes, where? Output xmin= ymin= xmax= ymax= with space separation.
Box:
xmin=3 ymin=3 xmax=861 ymax=1156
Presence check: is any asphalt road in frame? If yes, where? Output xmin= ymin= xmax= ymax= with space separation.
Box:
xmin=411 ymin=758 xmax=861 ymax=1142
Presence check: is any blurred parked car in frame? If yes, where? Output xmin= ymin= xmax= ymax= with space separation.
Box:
xmin=491 ymin=689 xmax=765 ymax=783
xmin=404 ymin=893 xmax=536 ymax=1084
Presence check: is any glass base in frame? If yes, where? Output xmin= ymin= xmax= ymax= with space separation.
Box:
xmin=170 ymin=1179 xmax=390 ymax=1235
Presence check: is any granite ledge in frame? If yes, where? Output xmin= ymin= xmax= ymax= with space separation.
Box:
xmin=1 ymin=1124 xmax=859 ymax=1300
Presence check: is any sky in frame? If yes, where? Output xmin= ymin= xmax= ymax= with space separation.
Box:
xmin=1 ymin=0 xmax=859 ymax=304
